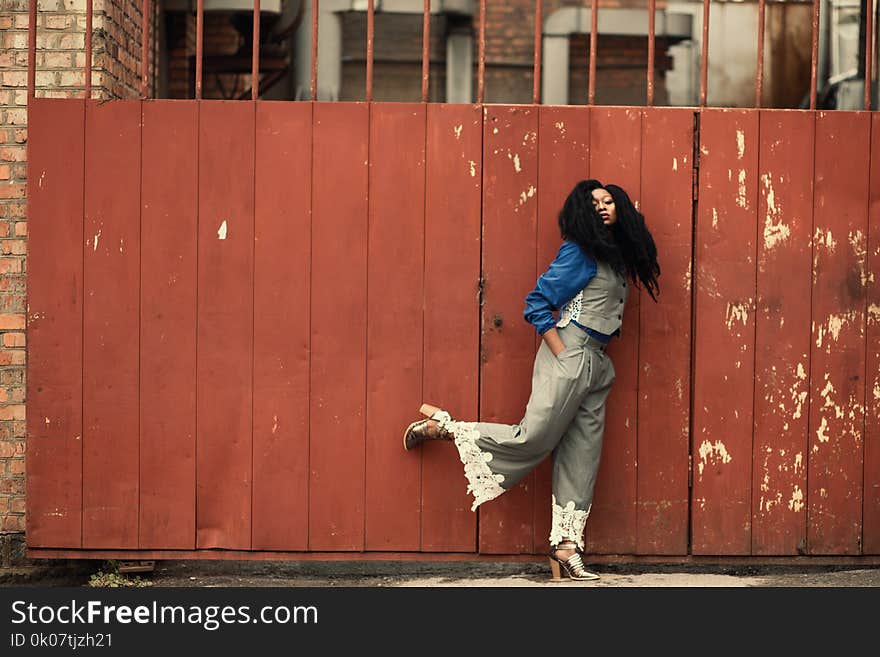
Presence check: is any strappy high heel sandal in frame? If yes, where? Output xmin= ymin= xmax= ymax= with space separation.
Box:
xmin=548 ymin=542 xmax=600 ymax=581
xmin=403 ymin=403 xmax=454 ymax=450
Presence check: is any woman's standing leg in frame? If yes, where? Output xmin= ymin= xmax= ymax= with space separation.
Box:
xmin=547 ymin=342 xmax=615 ymax=579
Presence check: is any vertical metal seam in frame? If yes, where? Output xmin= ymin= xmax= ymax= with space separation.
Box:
xmin=805 ymin=110 xmax=818 ymax=554
xmin=418 ymin=104 xmax=428 ymax=550
xmin=250 ymin=103 xmax=256 ymax=550
xmin=687 ymin=108 xmax=701 ymax=554
xmin=750 ymin=110 xmax=760 ymax=554
xmin=136 ymin=99 xmax=143 ymax=547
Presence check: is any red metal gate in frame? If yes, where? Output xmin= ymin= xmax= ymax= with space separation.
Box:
xmin=25 ymin=98 xmax=880 ymax=560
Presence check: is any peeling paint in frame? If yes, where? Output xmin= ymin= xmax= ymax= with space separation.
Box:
xmin=272 ymin=415 xmax=278 ymax=434
xmin=697 ymin=439 xmax=733 ymax=476
xmin=468 ymin=160 xmax=476 ymax=177
xmin=683 ymin=261 xmax=692 ymax=293
xmin=712 ymin=208 xmax=719 ymax=229
xmin=92 ymin=228 xmax=102 ymax=252
xmin=554 ymin=121 xmax=565 ymax=135
xmin=736 ymin=170 xmax=748 ymax=209
xmin=788 ymin=485 xmax=804 ymax=512
xmin=874 ymin=381 xmax=880 ymax=400
xmin=793 ymin=452 xmax=803 ymax=474
xmin=815 ymin=312 xmax=856 ymax=349
xmin=492 ymin=127 xmax=499 ymax=134
xmin=736 ymin=129 xmax=745 ymax=158
xmin=813 ymin=227 xmax=836 ymax=251
xmin=518 ymin=185 xmax=536 ymax=206
xmin=868 ymin=303 xmax=880 ymax=323
xmin=218 ymin=220 xmax=228 ymax=240
xmin=725 ymin=301 xmax=750 ymax=330
xmin=453 ymin=124 xmax=462 ymax=139
xmin=761 ymin=173 xmax=790 ymax=250
xmin=672 ymin=157 xmax=678 ymax=171
xmin=816 ymin=416 xmax=830 ymax=442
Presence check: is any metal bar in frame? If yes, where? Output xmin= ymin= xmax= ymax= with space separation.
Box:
xmin=253 ymin=0 xmax=260 ymax=99
xmin=27 ymin=0 xmax=36 ymax=99
xmin=700 ymin=0 xmax=709 ymax=107
xmin=85 ymin=0 xmax=93 ymax=98
xmin=421 ymin=0 xmax=430 ymax=102
xmin=533 ymin=0 xmax=542 ymax=104
xmin=478 ymin=0 xmax=486 ymax=103
xmin=142 ymin=0 xmax=150 ymax=98
xmin=756 ymin=0 xmax=765 ymax=108
xmin=366 ymin=0 xmax=375 ymax=101
xmin=647 ymin=0 xmax=655 ymax=106
xmin=810 ymin=0 xmax=819 ymax=109
xmin=588 ymin=0 xmax=597 ymax=105
xmin=311 ymin=0 xmax=318 ymax=99
xmin=866 ymin=0 xmax=874 ymax=110
xmin=196 ymin=0 xmax=204 ymax=99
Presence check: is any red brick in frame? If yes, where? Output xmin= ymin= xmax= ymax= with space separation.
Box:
xmin=10 ymin=497 xmax=25 ymax=514
xmin=0 ymin=223 xmax=9 ymax=237
xmin=2 ymin=333 xmax=25 ymax=348
xmin=0 ymin=405 xmax=25 ymax=421
xmin=0 ymin=165 xmax=10 ymax=181
xmin=0 ymin=351 xmax=25 ymax=366
xmin=10 ymin=458 xmax=24 ymax=475
xmin=0 ymin=441 xmax=24 ymax=458
xmin=0 ymin=240 xmax=26 ymax=254
xmin=0 ymin=185 xmax=25 ymax=200
xmin=1 ymin=514 xmax=24 ymax=532
xmin=0 ymin=259 xmax=21 ymax=274
xmin=14 ymin=222 xmax=26 ymax=237
xmin=0 ymin=478 xmax=23 ymax=495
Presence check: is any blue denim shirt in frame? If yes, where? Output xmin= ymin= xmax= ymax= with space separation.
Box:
xmin=523 ymin=240 xmax=615 ymax=343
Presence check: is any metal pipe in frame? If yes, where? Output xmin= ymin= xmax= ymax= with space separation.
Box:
xmin=366 ymin=0 xmax=374 ymax=101
xmin=422 ymin=0 xmax=430 ymax=102
xmin=27 ymin=0 xmax=36 ymax=99
xmin=588 ymin=0 xmax=597 ymax=105
xmin=253 ymin=0 xmax=260 ymax=99
xmin=533 ymin=0 xmax=542 ymax=104
xmin=647 ymin=0 xmax=655 ymax=106
xmin=85 ymin=0 xmax=93 ymax=98
xmin=865 ymin=0 xmax=874 ymax=110
xmin=756 ymin=0 xmax=765 ymax=108
xmin=478 ymin=0 xmax=486 ymax=103
xmin=196 ymin=0 xmax=204 ymax=99
xmin=810 ymin=0 xmax=819 ymax=109
xmin=700 ymin=0 xmax=709 ymax=107
xmin=142 ymin=0 xmax=150 ymax=98
xmin=311 ymin=0 xmax=318 ymax=99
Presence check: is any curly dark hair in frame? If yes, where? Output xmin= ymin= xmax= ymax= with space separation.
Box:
xmin=557 ymin=178 xmax=660 ymax=301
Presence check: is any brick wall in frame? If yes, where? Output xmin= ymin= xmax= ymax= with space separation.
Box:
xmin=0 ymin=0 xmax=145 ymax=565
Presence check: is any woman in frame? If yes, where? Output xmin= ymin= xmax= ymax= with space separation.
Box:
xmin=403 ymin=179 xmax=660 ymax=581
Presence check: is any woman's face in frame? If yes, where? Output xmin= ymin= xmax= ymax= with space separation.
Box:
xmin=591 ymin=188 xmax=617 ymax=226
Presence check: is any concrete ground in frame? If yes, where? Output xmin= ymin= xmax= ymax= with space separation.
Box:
xmin=5 ymin=558 xmax=880 ymax=587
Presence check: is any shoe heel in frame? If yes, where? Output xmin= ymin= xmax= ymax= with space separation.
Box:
xmin=549 ymin=557 xmax=562 ymax=581
xmin=419 ymin=403 xmax=441 ymax=418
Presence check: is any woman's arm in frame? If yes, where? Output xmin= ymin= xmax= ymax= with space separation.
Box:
xmin=542 ymin=327 xmax=566 ymax=357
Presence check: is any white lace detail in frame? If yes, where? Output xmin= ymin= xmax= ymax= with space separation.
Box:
xmin=556 ymin=290 xmax=584 ymax=329
xmin=434 ymin=412 xmax=506 ymax=511
xmin=548 ymin=494 xmax=591 ymax=551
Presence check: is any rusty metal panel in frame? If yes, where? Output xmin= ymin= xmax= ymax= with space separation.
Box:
xmin=82 ymin=99 xmax=141 ymax=549
xmin=637 ymin=107 xmax=693 ymax=555
xmin=309 ymin=102 xmax=369 ymax=551
xmin=585 ymin=107 xmax=642 ymax=554
xmin=25 ymin=99 xmax=84 ymax=548
xmin=533 ymin=106 xmax=590 ymax=553
xmin=365 ymin=103 xmax=426 ymax=551
xmin=692 ymin=109 xmax=759 ymax=555
xmin=139 ymin=100 xmax=198 ymax=549
xmin=865 ymin=113 xmax=880 ymax=555
xmin=420 ymin=104 xmax=481 ymax=552
xmin=479 ymin=105 xmax=539 ymax=554
xmin=751 ymin=110 xmax=814 ymax=555
xmin=808 ymin=111 xmax=869 ymax=555
xmin=252 ymin=101 xmax=312 ymax=551
xmin=196 ymin=100 xmax=255 ymax=549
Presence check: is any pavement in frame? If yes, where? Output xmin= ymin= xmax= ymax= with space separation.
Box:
xmin=5 ymin=558 xmax=880 ymax=587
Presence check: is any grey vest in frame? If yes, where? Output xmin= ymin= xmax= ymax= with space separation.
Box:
xmin=556 ymin=260 xmax=629 ymax=335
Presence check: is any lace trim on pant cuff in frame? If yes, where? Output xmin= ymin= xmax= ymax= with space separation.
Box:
xmin=438 ymin=417 xmax=506 ymax=512
xmin=548 ymin=494 xmax=591 ymax=552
